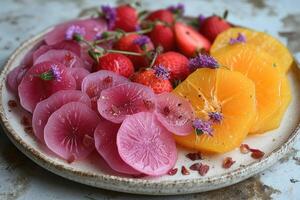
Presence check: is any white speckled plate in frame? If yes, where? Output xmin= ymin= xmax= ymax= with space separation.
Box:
xmin=0 ymin=28 xmax=300 ymax=195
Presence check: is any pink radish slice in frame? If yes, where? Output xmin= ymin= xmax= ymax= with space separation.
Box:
xmin=67 ymin=68 xmax=90 ymax=90
xmin=117 ymin=112 xmax=177 ymax=176
xmin=21 ymin=40 xmax=45 ymax=68
xmin=44 ymin=102 xmax=100 ymax=161
xmin=45 ymin=19 xmax=107 ymax=46
xmin=18 ymin=61 xmax=76 ymax=112
xmin=32 ymin=90 xmax=91 ymax=142
xmin=34 ymin=49 xmax=90 ymax=70
xmin=81 ymin=70 xmax=129 ymax=110
xmin=97 ymin=82 xmax=156 ymax=123
xmin=94 ymin=120 xmax=140 ymax=175
xmin=6 ymin=66 xmax=23 ymax=94
xmin=155 ymin=93 xmax=195 ymax=136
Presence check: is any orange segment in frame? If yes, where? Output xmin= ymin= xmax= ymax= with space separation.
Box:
xmin=173 ymin=68 xmax=256 ymax=153
xmin=211 ymin=27 xmax=293 ymax=72
xmin=212 ymin=44 xmax=283 ymax=134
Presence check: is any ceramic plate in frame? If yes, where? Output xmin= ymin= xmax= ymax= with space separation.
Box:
xmin=0 ymin=28 xmax=300 ymax=195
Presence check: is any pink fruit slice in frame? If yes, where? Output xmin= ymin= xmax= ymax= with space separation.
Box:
xmin=45 ymin=19 xmax=107 ymax=45
xmin=94 ymin=120 xmax=140 ymax=175
xmin=21 ymin=40 xmax=45 ymax=68
xmin=98 ymin=82 xmax=156 ymax=123
xmin=81 ymin=70 xmax=129 ymax=110
xmin=32 ymin=90 xmax=91 ymax=142
xmin=117 ymin=112 xmax=177 ymax=176
xmin=18 ymin=61 xmax=76 ymax=112
xmin=44 ymin=102 xmax=100 ymax=161
xmin=155 ymin=93 xmax=194 ymax=136
xmin=6 ymin=66 xmax=22 ymax=94
xmin=67 ymin=68 xmax=90 ymax=90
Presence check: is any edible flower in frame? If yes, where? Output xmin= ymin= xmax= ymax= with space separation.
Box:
xmin=65 ymin=25 xmax=86 ymax=41
xmin=168 ymin=3 xmax=185 ymax=16
xmin=153 ymin=65 xmax=170 ymax=80
xmin=229 ymin=33 xmax=246 ymax=45
xmin=133 ymin=35 xmax=151 ymax=48
xmin=189 ymin=54 xmax=219 ymax=71
xmin=193 ymin=118 xmax=213 ymax=136
xmin=209 ymin=111 xmax=223 ymax=123
xmin=101 ymin=5 xmax=117 ymax=30
xmin=198 ymin=14 xmax=206 ymax=25
xmin=39 ymin=64 xmax=62 ymax=81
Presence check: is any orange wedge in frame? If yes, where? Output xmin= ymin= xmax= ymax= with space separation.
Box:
xmin=173 ymin=68 xmax=256 ymax=153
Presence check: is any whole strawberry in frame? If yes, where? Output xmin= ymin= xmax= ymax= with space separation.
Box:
xmin=96 ymin=53 xmax=134 ymax=78
xmin=199 ymin=15 xmax=231 ymax=43
xmin=154 ymin=51 xmax=189 ymax=81
xmin=114 ymin=5 xmax=138 ymax=32
xmin=148 ymin=24 xmax=175 ymax=52
xmin=146 ymin=9 xmax=174 ymax=25
xmin=132 ymin=68 xmax=173 ymax=94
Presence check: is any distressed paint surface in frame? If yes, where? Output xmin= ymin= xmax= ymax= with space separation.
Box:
xmin=0 ymin=0 xmax=299 ymax=199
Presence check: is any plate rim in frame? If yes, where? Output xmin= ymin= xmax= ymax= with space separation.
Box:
xmin=0 ymin=26 xmax=299 ymax=195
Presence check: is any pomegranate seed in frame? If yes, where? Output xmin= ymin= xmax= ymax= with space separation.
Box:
xmin=189 ymin=163 xmax=201 ymax=171
xmin=167 ymin=168 xmax=178 ymax=176
xmin=198 ymin=164 xmax=209 ymax=176
xmin=240 ymin=144 xmax=250 ymax=154
xmin=222 ymin=157 xmax=236 ymax=169
xmin=8 ymin=100 xmax=17 ymax=108
xmin=186 ymin=152 xmax=202 ymax=161
xmin=250 ymin=149 xmax=265 ymax=159
xmin=181 ymin=166 xmax=190 ymax=175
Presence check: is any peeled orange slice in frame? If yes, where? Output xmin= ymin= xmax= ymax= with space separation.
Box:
xmin=212 ymin=44 xmax=283 ymax=134
xmin=173 ymin=68 xmax=256 ymax=153
xmin=211 ymin=27 xmax=293 ymax=72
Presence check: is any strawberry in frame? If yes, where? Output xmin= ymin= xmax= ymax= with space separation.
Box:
xmin=154 ymin=51 xmax=189 ymax=81
xmin=199 ymin=15 xmax=231 ymax=43
xmin=148 ymin=24 xmax=175 ymax=52
xmin=174 ymin=22 xmax=211 ymax=57
xmin=96 ymin=53 xmax=134 ymax=78
xmin=114 ymin=33 xmax=154 ymax=69
xmin=146 ymin=9 xmax=174 ymax=25
xmin=132 ymin=70 xmax=173 ymax=94
xmin=114 ymin=5 xmax=138 ymax=32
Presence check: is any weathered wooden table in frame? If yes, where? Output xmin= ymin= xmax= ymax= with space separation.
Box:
xmin=0 ymin=0 xmax=299 ymax=199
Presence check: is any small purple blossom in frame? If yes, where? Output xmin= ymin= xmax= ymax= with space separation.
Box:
xmin=198 ymin=14 xmax=206 ymax=25
xmin=189 ymin=54 xmax=219 ymax=71
xmin=193 ymin=119 xmax=213 ymax=136
xmin=229 ymin=33 xmax=246 ymax=45
xmin=209 ymin=112 xmax=223 ymax=123
xmin=65 ymin=25 xmax=86 ymax=40
xmin=50 ymin=64 xmax=62 ymax=81
xmin=135 ymin=24 xmax=141 ymax=31
xmin=153 ymin=65 xmax=170 ymax=80
xmin=101 ymin=5 xmax=117 ymax=30
xmin=133 ymin=35 xmax=150 ymax=48
xmin=168 ymin=3 xmax=185 ymax=16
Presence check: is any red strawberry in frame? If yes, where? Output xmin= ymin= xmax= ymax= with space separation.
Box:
xmin=146 ymin=9 xmax=174 ymax=25
xmin=174 ymin=22 xmax=211 ymax=57
xmin=154 ymin=52 xmax=189 ymax=81
xmin=114 ymin=33 xmax=154 ymax=69
xmin=96 ymin=53 xmax=134 ymax=78
xmin=114 ymin=5 xmax=138 ymax=32
xmin=199 ymin=16 xmax=231 ymax=42
xmin=132 ymin=70 xmax=173 ymax=94
xmin=148 ymin=24 xmax=175 ymax=52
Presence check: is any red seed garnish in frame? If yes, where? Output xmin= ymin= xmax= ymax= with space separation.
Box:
xmin=103 ymin=76 xmax=113 ymax=84
xmin=198 ymin=164 xmax=209 ymax=176
xmin=67 ymin=155 xmax=75 ymax=163
xmin=21 ymin=116 xmax=30 ymax=126
xmin=189 ymin=163 xmax=201 ymax=171
xmin=181 ymin=166 xmax=190 ymax=175
xmin=8 ymin=100 xmax=17 ymax=108
xmin=222 ymin=157 xmax=236 ymax=169
xmin=240 ymin=144 xmax=251 ymax=154
xmin=167 ymin=168 xmax=178 ymax=176
xmin=186 ymin=152 xmax=202 ymax=161
xmin=250 ymin=149 xmax=265 ymax=159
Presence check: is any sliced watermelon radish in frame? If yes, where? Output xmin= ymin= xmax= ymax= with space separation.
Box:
xmin=94 ymin=120 xmax=140 ymax=175
xmin=6 ymin=66 xmax=23 ymax=94
xmin=67 ymin=68 xmax=90 ymax=90
xmin=21 ymin=40 xmax=45 ymax=68
xmin=155 ymin=93 xmax=194 ymax=136
xmin=81 ymin=70 xmax=129 ymax=110
xmin=44 ymin=102 xmax=100 ymax=161
xmin=45 ymin=19 xmax=107 ymax=45
xmin=97 ymin=82 xmax=156 ymax=123
xmin=117 ymin=112 xmax=177 ymax=176
xmin=32 ymin=90 xmax=91 ymax=142
xmin=18 ymin=61 xmax=76 ymax=112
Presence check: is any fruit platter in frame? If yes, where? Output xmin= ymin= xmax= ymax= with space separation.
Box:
xmin=0 ymin=3 xmax=300 ymax=195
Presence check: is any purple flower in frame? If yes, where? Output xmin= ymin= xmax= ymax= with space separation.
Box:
xmin=50 ymin=64 xmax=62 ymax=81
xmin=229 ymin=33 xmax=246 ymax=45
xmin=189 ymin=54 xmax=219 ymax=71
xmin=153 ymin=65 xmax=170 ymax=80
xmin=209 ymin=112 xmax=223 ymax=123
xmin=135 ymin=24 xmax=141 ymax=31
xmin=168 ymin=3 xmax=185 ymax=15
xmin=133 ymin=35 xmax=150 ymax=48
xmin=198 ymin=14 xmax=206 ymax=25
xmin=65 ymin=25 xmax=86 ymax=40
xmin=193 ymin=119 xmax=213 ymax=136
xmin=101 ymin=5 xmax=116 ymax=30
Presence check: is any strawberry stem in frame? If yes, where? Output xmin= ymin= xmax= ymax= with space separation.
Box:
xmin=106 ymin=49 xmax=143 ymax=56
xmin=223 ymin=10 xmax=229 ymax=20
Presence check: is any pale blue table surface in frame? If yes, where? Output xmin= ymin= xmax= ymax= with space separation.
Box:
xmin=0 ymin=0 xmax=299 ymax=199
